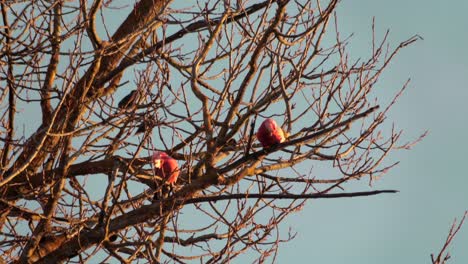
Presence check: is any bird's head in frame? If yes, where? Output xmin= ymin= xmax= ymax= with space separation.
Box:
xmin=263 ymin=118 xmax=278 ymax=133
xmin=152 ymin=151 xmax=169 ymax=168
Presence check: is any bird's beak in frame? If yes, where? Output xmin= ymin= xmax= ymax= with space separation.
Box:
xmin=153 ymin=159 xmax=162 ymax=168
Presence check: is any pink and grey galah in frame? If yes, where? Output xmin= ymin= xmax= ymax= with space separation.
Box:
xmin=152 ymin=151 xmax=179 ymax=185
xmin=256 ymin=118 xmax=286 ymax=148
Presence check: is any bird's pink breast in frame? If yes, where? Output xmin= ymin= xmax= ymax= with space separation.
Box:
xmin=163 ymin=158 xmax=179 ymax=184
xmin=152 ymin=152 xmax=179 ymax=184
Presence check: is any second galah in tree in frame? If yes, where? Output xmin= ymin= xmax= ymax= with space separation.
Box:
xmin=152 ymin=151 xmax=179 ymax=185
xmin=256 ymin=118 xmax=286 ymax=148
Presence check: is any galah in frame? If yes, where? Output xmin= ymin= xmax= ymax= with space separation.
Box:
xmin=256 ymin=118 xmax=285 ymax=148
xmin=152 ymin=151 xmax=179 ymax=185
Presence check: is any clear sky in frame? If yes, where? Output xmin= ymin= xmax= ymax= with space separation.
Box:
xmin=277 ymin=0 xmax=468 ymax=263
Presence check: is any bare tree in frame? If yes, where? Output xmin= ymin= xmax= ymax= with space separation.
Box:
xmin=0 ymin=0 xmax=423 ymax=262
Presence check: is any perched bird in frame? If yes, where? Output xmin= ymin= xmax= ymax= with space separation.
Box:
xmin=118 ymin=90 xmax=139 ymax=109
xmin=152 ymin=151 xmax=179 ymax=185
xmin=152 ymin=151 xmax=179 ymax=200
xmin=135 ymin=120 xmax=152 ymax=134
xmin=135 ymin=123 xmax=146 ymax=134
xmin=256 ymin=118 xmax=285 ymax=148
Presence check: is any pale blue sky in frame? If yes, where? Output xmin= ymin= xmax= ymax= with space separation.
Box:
xmin=278 ymin=0 xmax=468 ymax=263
